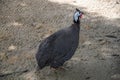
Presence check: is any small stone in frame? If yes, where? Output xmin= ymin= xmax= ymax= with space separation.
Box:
xmin=20 ymin=3 xmax=27 ymax=7
xmin=12 ymin=22 xmax=22 ymax=26
xmin=83 ymin=41 xmax=92 ymax=46
xmin=111 ymin=74 xmax=120 ymax=79
xmin=8 ymin=45 xmax=17 ymax=51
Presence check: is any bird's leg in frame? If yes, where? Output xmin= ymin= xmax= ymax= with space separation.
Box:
xmin=35 ymin=66 xmax=41 ymax=74
xmin=50 ymin=66 xmax=68 ymax=71
xmin=46 ymin=67 xmax=57 ymax=75
xmin=50 ymin=67 xmax=57 ymax=71
xmin=58 ymin=66 xmax=68 ymax=71
xmin=49 ymin=67 xmax=59 ymax=80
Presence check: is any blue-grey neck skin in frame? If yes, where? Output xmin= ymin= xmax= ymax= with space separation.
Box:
xmin=73 ymin=11 xmax=81 ymax=24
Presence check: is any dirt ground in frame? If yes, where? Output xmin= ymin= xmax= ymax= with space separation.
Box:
xmin=0 ymin=0 xmax=120 ymax=80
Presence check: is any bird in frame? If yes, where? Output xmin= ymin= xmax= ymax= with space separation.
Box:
xmin=36 ymin=8 xmax=84 ymax=70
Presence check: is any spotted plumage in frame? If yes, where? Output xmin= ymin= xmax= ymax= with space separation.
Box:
xmin=36 ymin=8 xmax=83 ymax=69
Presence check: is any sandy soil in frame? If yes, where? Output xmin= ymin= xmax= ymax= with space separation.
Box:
xmin=0 ymin=0 xmax=120 ymax=80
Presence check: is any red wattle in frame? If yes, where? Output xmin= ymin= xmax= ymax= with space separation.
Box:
xmin=80 ymin=15 xmax=82 ymax=18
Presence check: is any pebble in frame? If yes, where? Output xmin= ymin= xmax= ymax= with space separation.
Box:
xmin=111 ymin=74 xmax=120 ymax=79
xmin=8 ymin=45 xmax=17 ymax=51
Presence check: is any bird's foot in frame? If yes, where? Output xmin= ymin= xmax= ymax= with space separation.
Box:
xmin=35 ymin=66 xmax=41 ymax=74
xmin=50 ymin=66 xmax=68 ymax=71
xmin=59 ymin=66 xmax=69 ymax=71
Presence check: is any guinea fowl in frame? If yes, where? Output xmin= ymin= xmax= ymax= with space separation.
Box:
xmin=36 ymin=8 xmax=83 ymax=70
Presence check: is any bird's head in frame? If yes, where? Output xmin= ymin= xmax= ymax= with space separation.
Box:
xmin=73 ymin=8 xmax=84 ymax=24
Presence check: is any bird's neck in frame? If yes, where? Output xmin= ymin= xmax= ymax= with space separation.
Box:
xmin=71 ymin=23 xmax=80 ymax=33
xmin=73 ymin=19 xmax=80 ymax=24
xmin=73 ymin=20 xmax=80 ymax=28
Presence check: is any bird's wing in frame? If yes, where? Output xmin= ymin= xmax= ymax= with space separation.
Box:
xmin=61 ymin=45 xmax=78 ymax=61
xmin=36 ymin=30 xmax=65 ymax=69
xmin=37 ymin=29 xmax=65 ymax=57
xmin=54 ymin=41 xmax=78 ymax=61
xmin=50 ymin=28 xmax=79 ymax=67
xmin=52 ymin=32 xmax=76 ymax=58
xmin=51 ymin=41 xmax=78 ymax=68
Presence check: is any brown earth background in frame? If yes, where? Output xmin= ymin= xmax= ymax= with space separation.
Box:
xmin=0 ymin=0 xmax=120 ymax=80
